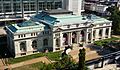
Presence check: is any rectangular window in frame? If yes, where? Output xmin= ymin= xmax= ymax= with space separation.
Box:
xmin=3 ymin=3 xmax=11 ymax=12
xmin=24 ymin=2 xmax=29 ymax=11
xmin=54 ymin=2 xmax=62 ymax=9
xmin=47 ymin=2 xmax=52 ymax=10
xmin=0 ymin=4 xmax=2 ymax=13
xmin=31 ymin=33 xmax=33 ymax=36
xmin=24 ymin=34 xmax=26 ymax=37
xmin=38 ymin=2 xmax=45 ymax=10
xmin=18 ymin=35 xmax=20 ymax=38
xmin=34 ymin=33 xmax=36 ymax=36
xmin=13 ymin=3 xmax=21 ymax=12
xmin=30 ymin=2 xmax=35 ymax=11
xmin=21 ymin=35 xmax=23 ymax=37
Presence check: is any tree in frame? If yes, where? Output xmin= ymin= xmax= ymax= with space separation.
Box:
xmin=107 ymin=6 xmax=120 ymax=35
xmin=54 ymin=55 xmax=77 ymax=70
xmin=78 ymin=48 xmax=86 ymax=70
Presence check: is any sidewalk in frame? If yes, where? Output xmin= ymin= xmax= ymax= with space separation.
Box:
xmin=94 ymin=64 xmax=120 ymax=70
xmin=112 ymin=35 xmax=120 ymax=38
xmin=0 ymin=56 xmax=51 ymax=70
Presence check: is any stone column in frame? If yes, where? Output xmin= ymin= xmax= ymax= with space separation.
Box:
xmin=91 ymin=29 xmax=94 ymax=43
xmin=102 ymin=28 xmax=106 ymax=39
xmin=60 ymin=32 xmax=63 ymax=47
xmin=77 ymin=31 xmax=80 ymax=43
xmin=85 ymin=29 xmax=88 ymax=43
xmin=68 ymin=32 xmax=72 ymax=45
xmin=95 ymin=29 xmax=99 ymax=41
xmin=108 ymin=27 xmax=111 ymax=38
xmin=53 ymin=34 xmax=56 ymax=52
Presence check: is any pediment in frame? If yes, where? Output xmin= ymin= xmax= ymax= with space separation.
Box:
xmin=55 ymin=28 xmax=63 ymax=31
xmin=89 ymin=24 xmax=94 ymax=27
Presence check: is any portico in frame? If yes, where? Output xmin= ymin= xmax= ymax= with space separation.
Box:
xmin=53 ymin=25 xmax=112 ymax=51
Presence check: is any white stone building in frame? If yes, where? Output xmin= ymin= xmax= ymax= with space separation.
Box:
xmin=6 ymin=11 xmax=112 ymax=57
xmin=85 ymin=2 xmax=109 ymax=14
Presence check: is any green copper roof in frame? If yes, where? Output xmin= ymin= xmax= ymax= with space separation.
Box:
xmin=17 ymin=20 xmax=39 ymax=27
xmin=8 ymin=20 xmax=45 ymax=34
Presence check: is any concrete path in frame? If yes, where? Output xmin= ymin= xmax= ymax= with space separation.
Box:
xmin=69 ymin=46 xmax=101 ymax=62
xmin=112 ymin=35 xmax=120 ymax=38
xmin=94 ymin=64 xmax=120 ymax=70
xmin=1 ymin=56 xmax=51 ymax=70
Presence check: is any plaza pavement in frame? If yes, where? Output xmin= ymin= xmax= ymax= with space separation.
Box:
xmin=94 ymin=64 xmax=120 ymax=70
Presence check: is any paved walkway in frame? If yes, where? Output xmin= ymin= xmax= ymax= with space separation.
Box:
xmin=0 ymin=56 xmax=51 ymax=70
xmin=112 ymin=35 xmax=120 ymax=38
xmin=69 ymin=46 xmax=101 ymax=62
xmin=94 ymin=64 xmax=120 ymax=70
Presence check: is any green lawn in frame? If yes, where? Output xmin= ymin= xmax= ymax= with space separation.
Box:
xmin=12 ymin=62 xmax=52 ymax=70
xmin=8 ymin=51 xmax=61 ymax=64
xmin=94 ymin=37 xmax=120 ymax=46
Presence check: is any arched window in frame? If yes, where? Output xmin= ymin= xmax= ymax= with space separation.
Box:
xmin=81 ymin=30 xmax=84 ymax=36
xmin=93 ymin=30 xmax=96 ymax=38
xmin=80 ymin=30 xmax=84 ymax=42
xmin=63 ymin=33 xmax=68 ymax=45
xmin=88 ymin=33 xmax=91 ymax=40
xmin=43 ymin=39 xmax=48 ymax=46
xmin=32 ymin=40 xmax=37 ymax=49
xmin=20 ymin=41 xmax=26 ymax=52
xmin=56 ymin=38 xmax=60 ymax=47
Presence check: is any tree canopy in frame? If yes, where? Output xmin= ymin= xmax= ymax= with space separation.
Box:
xmin=78 ymin=48 xmax=86 ymax=70
xmin=107 ymin=6 xmax=120 ymax=35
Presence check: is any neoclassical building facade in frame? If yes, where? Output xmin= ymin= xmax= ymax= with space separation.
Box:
xmin=6 ymin=11 xmax=112 ymax=57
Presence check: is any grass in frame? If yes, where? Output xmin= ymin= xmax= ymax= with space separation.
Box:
xmin=12 ymin=62 xmax=50 ymax=70
xmin=94 ymin=37 xmax=120 ymax=46
xmin=8 ymin=51 xmax=61 ymax=64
